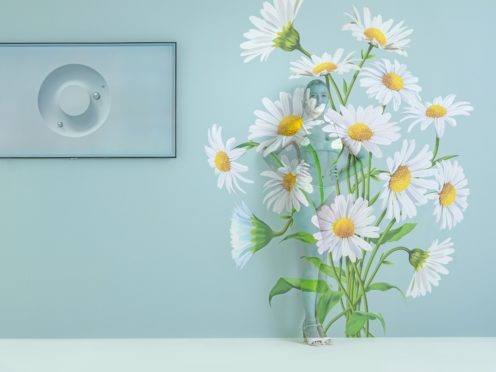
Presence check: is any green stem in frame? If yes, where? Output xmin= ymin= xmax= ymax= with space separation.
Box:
xmin=331 ymin=146 xmax=345 ymax=168
xmin=329 ymin=75 xmax=345 ymax=105
xmin=308 ymin=144 xmax=324 ymax=206
xmin=363 ymin=218 xmax=396 ymax=283
xmin=375 ymin=208 xmax=387 ymax=227
xmin=296 ymin=44 xmax=312 ymax=58
xmin=346 ymin=260 xmax=353 ymax=308
xmin=366 ymin=152 xmax=372 ymax=200
xmin=263 ymin=150 xmax=283 ymax=172
xmin=353 ymin=156 xmax=359 ymax=199
xmin=324 ymin=269 xmax=378 ymax=335
xmin=338 ymin=257 xmax=347 ymax=318
xmin=365 ymin=246 xmax=410 ymax=288
xmin=324 ymin=75 xmax=337 ymax=111
xmin=330 ymin=258 xmax=353 ymax=305
xmin=432 ymin=136 xmax=440 ymax=163
xmin=269 ymin=152 xmax=283 ymax=167
xmin=324 ymin=309 xmax=347 ymax=334
xmin=336 ymin=170 xmax=341 ymax=195
xmin=272 ymin=218 xmax=293 ymax=237
xmin=343 ymin=43 xmax=374 ymax=105
xmin=346 ymin=154 xmax=352 ymax=193
xmin=358 ymin=158 xmax=366 ymax=199
xmin=353 ymin=261 xmax=370 ymax=336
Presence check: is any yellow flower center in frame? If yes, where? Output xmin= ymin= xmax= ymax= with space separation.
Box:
xmin=389 ymin=165 xmax=411 ymax=193
xmin=333 ymin=217 xmax=355 ymax=238
xmin=383 ymin=73 xmax=404 ymax=91
xmin=348 ymin=123 xmax=373 ymax=141
xmin=312 ymin=62 xmax=338 ymax=74
xmin=214 ymin=151 xmax=231 ymax=172
xmin=439 ymin=183 xmax=457 ymax=206
xmin=364 ymin=27 xmax=387 ymax=46
xmin=277 ymin=115 xmax=304 ymax=136
xmin=425 ymin=104 xmax=447 ymax=118
xmin=282 ymin=172 xmax=297 ymax=191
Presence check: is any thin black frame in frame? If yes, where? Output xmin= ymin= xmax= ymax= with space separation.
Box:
xmin=0 ymin=42 xmax=177 ymax=159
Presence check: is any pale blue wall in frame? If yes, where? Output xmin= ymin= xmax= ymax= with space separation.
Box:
xmin=0 ymin=0 xmax=493 ymax=337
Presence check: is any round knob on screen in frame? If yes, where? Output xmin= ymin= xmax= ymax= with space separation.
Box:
xmin=58 ymin=84 xmax=90 ymax=117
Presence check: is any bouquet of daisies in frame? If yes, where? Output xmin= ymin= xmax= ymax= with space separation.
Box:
xmin=205 ymin=0 xmax=472 ymax=337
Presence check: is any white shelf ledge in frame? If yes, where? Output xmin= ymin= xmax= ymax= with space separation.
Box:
xmin=0 ymin=338 xmax=494 ymax=372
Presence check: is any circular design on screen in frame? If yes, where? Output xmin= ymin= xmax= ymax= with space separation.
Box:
xmin=38 ymin=64 xmax=110 ymax=138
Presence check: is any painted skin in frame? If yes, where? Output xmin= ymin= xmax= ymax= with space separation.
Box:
xmin=294 ymin=79 xmax=342 ymax=344
xmin=295 ymin=80 xmax=365 ymax=344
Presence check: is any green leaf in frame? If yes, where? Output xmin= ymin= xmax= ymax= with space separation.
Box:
xmin=303 ymin=256 xmax=347 ymax=281
xmin=372 ymin=223 xmax=416 ymax=244
xmin=386 ymin=223 xmax=416 ymax=242
xmin=342 ymin=80 xmax=348 ymax=95
xmin=346 ymin=311 xmax=386 ymax=336
xmin=269 ymin=278 xmax=329 ymax=305
xmin=282 ymin=232 xmax=317 ymax=244
xmin=382 ymin=260 xmax=394 ymax=266
xmin=433 ymin=154 xmax=459 ymax=164
xmin=368 ymin=192 xmax=380 ymax=206
xmin=316 ymin=290 xmax=342 ymax=324
xmin=366 ymin=53 xmax=375 ymax=60
xmin=369 ymin=168 xmax=385 ymax=176
xmin=235 ymin=140 xmax=258 ymax=150
xmin=367 ymin=282 xmax=405 ymax=299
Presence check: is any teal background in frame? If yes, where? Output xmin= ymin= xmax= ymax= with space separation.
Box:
xmin=0 ymin=0 xmax=493 ymax=337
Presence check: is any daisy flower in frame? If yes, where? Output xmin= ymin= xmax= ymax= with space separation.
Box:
xmin=311 ymin=195 xmax=380 ymax=262
xmin=240 ymin=0 xmax=303 ymax=63
xmin=360 ymin=59 xmax=421 ymax=111
xmin=230 ymin=202 xmax=274 ymax=269
xmin=261 ymin=156 xmax=313 ymax=213
xmin=322 ymin=105 xmax=400 ymax=158
xmin=205 ymin=124 xmax=253 ymax=193
xmin=379 ymin=139 xmax=437 ymax=222
xmin=406 ymin=238 xmax=454 ymax=298
xmin=343 ymin=7 xmax=413 ymax=56
xmin=249 ymin=88 xmax=324 ymax=157
xmin=289 ymin=49 xmax=357 ymax=79
xmin=430 ymin=160 xmax=469 ymax=230
xmin=402 ymin=95 xmax=474 ymax=138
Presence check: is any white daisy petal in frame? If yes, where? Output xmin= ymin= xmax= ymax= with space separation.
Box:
xmin=403 ymin=95 xmax=473 ymax=138
xmin=322 ymin=105 xmax=400 ymax=157
xmin=249 ymin=88 xmax=324 ymax=156
xmin=289 ymin=49 xmax=358 ymax=79
xmin=241 ymin=0 xmax=303 ymax=63
xmin=360 ymin=59 xmax=421 ymax=111
xmin=230 ymin=203 xmax=273 ymax=269
xmin=262 ymin=156 xmax=313 ymax=213
xmin=206 ymin=124 xmax=253 ymax=194
xmin=380 ymin=139 xmax=435 ymax=222
xmin=343 ymin=7 xmax=413 ymax=56
xmin=312 ymin=195 xmax=379 ymax=262
xmin=407 ymin=238 xmax=454 ymax=298
xmin=430 ymin=160 xmax=469 ymax=230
